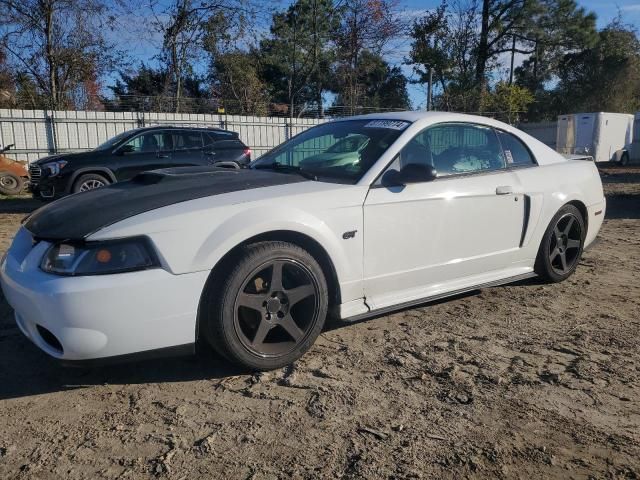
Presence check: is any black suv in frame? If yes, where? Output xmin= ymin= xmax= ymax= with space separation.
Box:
xmin=29 ymin=126 xmax=251 ymax=199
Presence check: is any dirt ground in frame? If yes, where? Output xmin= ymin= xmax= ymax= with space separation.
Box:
xmin=1 ymin=167 xmax=639 ymax=480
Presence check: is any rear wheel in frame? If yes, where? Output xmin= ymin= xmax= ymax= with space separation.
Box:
xmin=0 ymin=172 xmax=25 ymax=195
xmin=620 ymin=152 xmax=630 ymax=166
xmin=535 ymin=205 xmax=585 ymax=283
xmin=72 ymin=173 xmax=109 ymax=193
xmin=202 ymin=241 xmax=328 ymax=370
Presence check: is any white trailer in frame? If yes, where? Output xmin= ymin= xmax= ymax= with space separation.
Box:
xmin=619 ymin=112 xmax=640 ymax=165
xmin=556 ymin=112 xmax=634 ymax=163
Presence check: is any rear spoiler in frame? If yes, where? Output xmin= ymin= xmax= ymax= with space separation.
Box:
xmin=562 ymin=154 xmax=594 ymax=162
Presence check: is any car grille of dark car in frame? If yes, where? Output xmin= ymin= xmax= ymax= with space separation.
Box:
xmin=29 ymin=164 xmax=42 ymax=184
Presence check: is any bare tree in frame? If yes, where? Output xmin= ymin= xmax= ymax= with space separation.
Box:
xmin=408 ymin=0 xmax=479 ymax=111
xmin=148 ymin=0 xmax=256 ymax=112
xmin=0 ymin=0 xmax=119 ymax=109
xmin=333 ymin=0 xmax=407 ymax=113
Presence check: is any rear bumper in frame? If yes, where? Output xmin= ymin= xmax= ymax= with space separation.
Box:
xmin=0 ymin=228 xmax=210 ymax=361
xmin=585 ymin=199 xmax=606 ymax=249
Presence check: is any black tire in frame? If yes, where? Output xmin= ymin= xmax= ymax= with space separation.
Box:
xmin=620 ymin=152 xmax=630 ymax=166
xmin=535 ymin=204 xmax=585 ymax=283
xmin=72 ymin=173 xmax=110 ymax=193
xmin=0 ymin=172 xmax=25 ymax=195
xmin=202 ymin=241 xmax=328 ymax=370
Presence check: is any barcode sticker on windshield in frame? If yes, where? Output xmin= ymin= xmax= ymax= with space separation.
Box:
xmin=363 ymin=120 xmax=410 ymax=130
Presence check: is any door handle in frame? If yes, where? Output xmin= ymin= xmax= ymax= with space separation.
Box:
xmin=496 ymin=185 xmax=513 ymax=195
xmin=157 ymin=153 xmax=170 ymax=158
xmin=204 ymin=151 xmax=216 ymax=156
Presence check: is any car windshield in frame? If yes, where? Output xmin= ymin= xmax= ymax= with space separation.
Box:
xmin=94 ymin=130 xmax=139 ymax=151
xmin=325 ymin=134 xmax=369 ymax=153
xmin=251 ymin=119 xmax=410 ymax=183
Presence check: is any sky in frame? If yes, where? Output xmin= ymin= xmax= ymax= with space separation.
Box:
xmin=109 ymin=0 xmax=640 ymax=109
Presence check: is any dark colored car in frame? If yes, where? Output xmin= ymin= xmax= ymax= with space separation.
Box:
xmin=29 ymin=126 xmax=251 ymax=199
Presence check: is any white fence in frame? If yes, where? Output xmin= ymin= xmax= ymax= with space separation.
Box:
xmin=0 ymin=109 xmax=325 ymax=164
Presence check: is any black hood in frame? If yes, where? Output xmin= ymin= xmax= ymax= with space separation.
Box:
xmin=35 ymin=150 xmax=95 ymax=165
xmin=24 ymin=167 xmax=308 ymax=241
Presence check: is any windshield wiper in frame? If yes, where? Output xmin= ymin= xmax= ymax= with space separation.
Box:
xmin=253 ymin=162 xmax=317 ymax=181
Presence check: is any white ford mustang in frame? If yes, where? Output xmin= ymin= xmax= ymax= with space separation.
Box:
xmin=0 ymin=112 xmax=605 ymax=370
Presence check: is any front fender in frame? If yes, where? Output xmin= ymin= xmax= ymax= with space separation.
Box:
xmin=88 ymin=187 xmax=368 ymax=304
xmin=193 ymin=205 xmax=364 ymax=303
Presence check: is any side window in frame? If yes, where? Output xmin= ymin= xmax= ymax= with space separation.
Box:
xmin=203 ymin=131 xmax=235 ymax=148
xmin=203 ymin=132 xmax=217 ymax=149
xmin=496 ymin=130 xmax=536 ymax=166
xmin=122 ymin=131 xmax=170 ymax=153
xmin=395 ymin=129 xmax=432 ymax=169
xmin=173 ymin=131 xmax=204 ymax=151
xmin=385 ymin=123 xmax=506 ymax=179
xmin=428 ymin=124 xmax=505 ymax=176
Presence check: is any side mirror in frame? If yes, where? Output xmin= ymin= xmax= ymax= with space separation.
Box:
xmin=382 ymin=163 xmax=437 ymax=186
xmin=117 ymin=144 xmax=135 ymax=155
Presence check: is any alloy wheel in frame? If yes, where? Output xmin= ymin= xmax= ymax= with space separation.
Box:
xmin=548 ymin=213 xmax=582 ymax=275
xmin=233 ymin=259 xmax=320 ymax=357
xmin=79 ymin=179 xmax=105 ymax=191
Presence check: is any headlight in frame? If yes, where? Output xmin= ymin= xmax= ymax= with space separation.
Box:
xmin=40 ymin=237 xmax=159 ymax=276
xmin=43 ymin=160 xmax=68 ymax=176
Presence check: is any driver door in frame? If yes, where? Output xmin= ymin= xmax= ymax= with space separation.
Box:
xmin=363 ymin=122 xmax=526 ymax=310
xmin=114 ymin=130 xmax=173 ymax=180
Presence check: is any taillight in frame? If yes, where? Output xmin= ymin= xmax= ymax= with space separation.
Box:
xmin=244 ymin=148 xmax=252 ymax=158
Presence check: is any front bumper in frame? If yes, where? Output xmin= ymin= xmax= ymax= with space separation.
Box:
xmin=29 ymin=178 xmax=64 ymax=199
xmin=0 ymin=227 xmax=210 ymax=361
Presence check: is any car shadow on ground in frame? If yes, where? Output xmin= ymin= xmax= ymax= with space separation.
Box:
xmin=0 ymin=328 xmax=247 ymax=400
xmin=0 ymin=289 xmax=494 ymax=400
xmin=0 ymin=196 xmax=42 ymax=214
xmin=0 ymin=287 xmax=531 ymax=401
xmin=603 ymin=194 xmax=640 ymax=219
xmin=599 ymin=166 xmax=640 ymax=220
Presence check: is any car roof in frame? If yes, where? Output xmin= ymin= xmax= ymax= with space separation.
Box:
xmin=339 ymin=110 xmax=517 ymax=130
xmin=134 ymin=125 xmax=237 ymax=134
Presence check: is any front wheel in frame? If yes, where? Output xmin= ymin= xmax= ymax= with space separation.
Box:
xmin=535 ymin=205 xmax=585 ymax=283
xmin=202 ymin=241 xmax=328 ymax=370
xmin=0 ymin=172 xmax=25 ymax=195
xmin=72 ymin=173 xmax=110 ymax=193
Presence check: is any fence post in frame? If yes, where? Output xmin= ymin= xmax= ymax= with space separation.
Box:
xmin=218 ymin=109 xmax=227 ymax=130
xmin=45 ymin=110 xmax=58 ymax=154
xmin=285 ymin=118 xmax=291 ymax=141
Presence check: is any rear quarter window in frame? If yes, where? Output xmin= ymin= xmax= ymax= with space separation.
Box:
xmin=173 ymin=131 xmax=203 ymax=150
xmin=496 ymin=130 xmax=536 ymax=166
xmin=215 ymin=139 xmax=246 ymax=150
xmin=204 ymin=131 xmax=241 ymax=148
